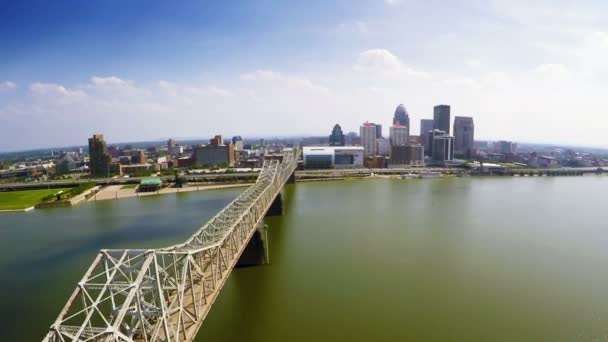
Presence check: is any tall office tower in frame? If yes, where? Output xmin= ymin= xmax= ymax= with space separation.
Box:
xmin=420 ymin=119 xmax=434 ymax=156
xmin=232 ymin=136 xmax=244 ymax=150
xmin=360 ymin=122 xmax=378 ymax=157
xmin=376 ymin=138 xmax=390 ymax=156
xmin=375 ymin=124 xmax=383 ymax=139
xmin=389 ymin=125 xmax=409 ymax=147
xmin=131 ymin=149 xmax=146 ymax=164
xmin=393 ymin=104 xmax=410 ymax=135
xmin=453 ymin=116 xmax=475 ymax=158
xmin=329 ymin=124 xmax=346 ymax=146
xmin=430 ymin=129 xmax=454 ymax=162
xmin=209 ymin=135 xmax=224 ymax=147
xmin=167 ymin=138 xmax=176 ymax=148
xmin=390 ymin=144 xmax=425 ymax=166
xmin=433 ymin=105 xmax=451 ymax=134
xmin=88 ymin=134 xmax=112 ymax=177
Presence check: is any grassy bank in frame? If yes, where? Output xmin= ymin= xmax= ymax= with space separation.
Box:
xmin=0 ymin=188 xmax=70 ymax=210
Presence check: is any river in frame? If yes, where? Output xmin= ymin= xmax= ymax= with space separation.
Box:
xmin=1 ymin=177 xmax=608 ymax=341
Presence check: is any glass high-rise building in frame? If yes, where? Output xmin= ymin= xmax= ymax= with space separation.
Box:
xmin=453 ymin=116 xmax=475 ymax=158
xmin=360 ymin=122 xmax=378 ymax=157
xmin=88 ymin=134 xmax=111 ymax=177
xmin=329 ymin=124 xmax=345 ymax=146
xmin=393 ymin=104 xmax=410 ymax=136
xmin=433 ymin=105 xmax=451 ymax=134
xmin=389 ymin=125 xmax=408 ymax=147
xmin=420 ymin=119 xmax=434 ymax=156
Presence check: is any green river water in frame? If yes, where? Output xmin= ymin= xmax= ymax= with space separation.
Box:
xmin=1 ymin=177 xmax=608 ymax=341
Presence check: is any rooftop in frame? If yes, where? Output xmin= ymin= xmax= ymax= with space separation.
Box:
xmin=140 ymin=178 xmax=162 ymax=185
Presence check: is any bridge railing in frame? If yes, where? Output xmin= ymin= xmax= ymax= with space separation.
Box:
xmin=43 ymin=149 xmax=297 ymax=342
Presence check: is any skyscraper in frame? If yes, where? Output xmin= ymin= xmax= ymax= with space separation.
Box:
xmin=420 ymin=119 xmax=434 ymax=156
xmin=393 ymin=104 xmax=410 ymax=136
xmin=389 ymin=125 xmax=408 ymax=147
xmin=88 ymin=134 xmax=111 ymax=177
xmin=433 ymin=105 xmax=451 ymax=134
xmin=429 ymin=129 xmax=454 ymax=163
xmin=453 ymin=116 xmax=475 ymax=158
xmin=360 ymin=122 xmax=377 ymax=157
xmin=232 ymin=136 xmax=244 ymax=150
xmin=210 ymin=135 xmax=224 ymax=146
xmin=329 ymin=124 xmax=346 ymax=146
xmin=375 ymin=124 xmax=383 ymax=139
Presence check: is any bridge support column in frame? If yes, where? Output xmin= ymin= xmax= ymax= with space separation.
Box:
xmin=286 ymin=171 xmax=296 ymax=184
xmin=266 ymin=193 xmax=283 ymax=216
xmin=237 ymin=224 xmax=270 ymax=267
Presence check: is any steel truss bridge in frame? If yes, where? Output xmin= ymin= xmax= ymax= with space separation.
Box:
xmin=43 ymin=149 xmax=298 ymax=342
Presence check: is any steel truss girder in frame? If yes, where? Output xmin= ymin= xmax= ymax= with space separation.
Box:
xmin=43 ymin=149 xmax=298 ymax=342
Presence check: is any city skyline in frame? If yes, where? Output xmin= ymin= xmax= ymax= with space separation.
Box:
xmin=2 ymin=0 xmax=608 ymax=151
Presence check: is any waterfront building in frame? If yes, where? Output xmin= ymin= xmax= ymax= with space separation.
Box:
xmin=119 ymin=164 xmax=151 ymax=175
xmin=431 ymin=130 xmax=455 ymax=163
xmin=453 ymin=116 xmax=475 ymax=158
xmin=376 ymin=138 xmax=390 ymax=156
xmin=408 ymin=135 xmax=422 ymax=144
xmin=389 ymin=125 xmax=409 ymax=147
xmin=194 ymin=144 xmax=235 ymax=167
xmin=329 ymin=124 xmax=346 ymax=146
xmin=393 ymin=104 xmax=410 ymax=136
xmin=209 ymin=135 xmax=224 ymax=147
xmin=302 ymin=146 xmax=364 ymax=169
xmin=389 ymin=144 xmax=425 ymax=167
xmin=365 ymin=155 xmax=387 ymax=168
xmin=495 ymin=140 xmax=517 ymax=154
xmin=169 ymin=145 xmax=184 ymax=156
xmin=360 ymin=122 xmax=378 ymax=157
xmin=138 ymin=178 xmax=162 ymax=192
xmin=433 ymin=105 xmax=451 ymax=134
xmin=88 ymin=134 xmax=112 ymax=177
xmin=131 ymin=149 xmax=146 ymax=164
xmin=345 ymin=131 xmax=358 ymax=146
xmin=420 ymin=119 xmax=434 ymax=156
xmin=56 ymin=154 xmax=77 ymax=174
xmin=232 ymin=136 xmax=244 ymax=150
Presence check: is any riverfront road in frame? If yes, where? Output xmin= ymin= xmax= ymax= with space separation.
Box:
xmin=43 ymin=150 xmax=298 ymax=342
xmin=0 ymin=172 xmax=259 ymax=191
xmin=2 ymin=166 xmax=605 ymax=191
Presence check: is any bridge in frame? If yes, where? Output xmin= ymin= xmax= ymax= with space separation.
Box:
xmin=43 ymin=149 xmax=298 ymax=342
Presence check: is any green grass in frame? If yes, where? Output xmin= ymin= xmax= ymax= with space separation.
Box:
xmin=0 ymin=188 xmax=70 ymax=210
xmin=121 ymin=184 xmax=138 ymax=189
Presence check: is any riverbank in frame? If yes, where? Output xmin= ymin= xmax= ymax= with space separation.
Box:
xmin=90 ymin=183 xmax=253 ymax=202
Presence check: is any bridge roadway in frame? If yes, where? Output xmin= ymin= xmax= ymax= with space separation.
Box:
xmin=43 ymin=149 xmax=297 ymax=342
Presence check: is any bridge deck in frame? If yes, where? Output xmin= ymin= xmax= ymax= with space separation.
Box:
xmin=43 ymin=149 xmax=297 ymax=342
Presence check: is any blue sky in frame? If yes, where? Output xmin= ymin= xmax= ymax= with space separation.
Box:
xmin=1 ymin=0 xmax=607 ymax=151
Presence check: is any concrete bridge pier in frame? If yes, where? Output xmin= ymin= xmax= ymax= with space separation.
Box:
xmin=286 ymin=171 xmax=296 ymax=184
xmin=237 ymin=224 xmax=270 ymax=267
xmin=266 ymin=193 xmax=283 ymax=216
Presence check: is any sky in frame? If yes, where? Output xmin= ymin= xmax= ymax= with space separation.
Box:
xmin=1 ymin=0 xmax=607 ymax=151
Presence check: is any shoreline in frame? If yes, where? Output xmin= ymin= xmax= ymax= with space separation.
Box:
xmin=89 ymin=183 xmax=254 ymax=202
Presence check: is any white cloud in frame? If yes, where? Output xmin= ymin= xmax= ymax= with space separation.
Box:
xmin=442 ymin=77 xmax=479 ymax=88
xmin=384 ymin=0 xmax=400 ymax=5
xmin=91 ymin=76 xmax=130 ymax=86
xmin=241 ymin=69 xmax=330 ymax=95
xmin=593 ymin=31 xmax=608 ymax=47
xmin=534 ymin=63 xmax=571 ymax=79
xmin=0 ymin=81 xmax=16 ymax=90
xmin=354 ymin=49 xmax=430 ymax=78
xmin=29 ymin=82 xmax=87 ymax=100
